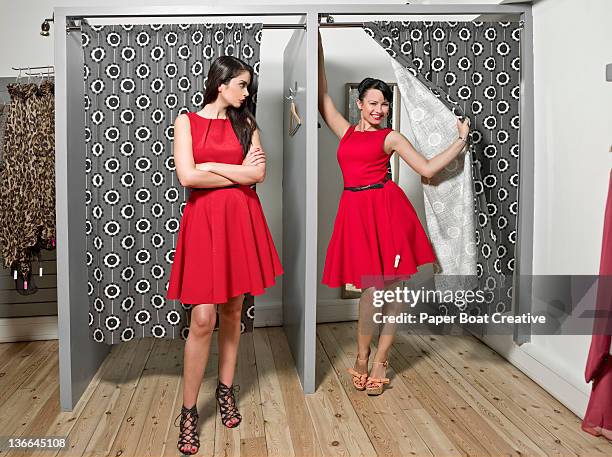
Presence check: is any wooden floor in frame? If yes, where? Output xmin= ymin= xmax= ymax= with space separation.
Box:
xmin=0 ymin=322 xmax=611 ymax=457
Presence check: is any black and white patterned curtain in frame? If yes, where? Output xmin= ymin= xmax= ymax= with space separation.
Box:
xmin=82 ymin=23 xmax=262 ymax=344
xmin=366 ymin=21 xmax=521 ymax=317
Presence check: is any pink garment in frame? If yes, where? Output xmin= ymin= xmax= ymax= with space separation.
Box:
xmin=582 ymin=169 xmax=612 ymax=440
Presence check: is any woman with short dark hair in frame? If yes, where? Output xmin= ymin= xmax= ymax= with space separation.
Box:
xmin=318 ymin=31 xmax=469 ymax=396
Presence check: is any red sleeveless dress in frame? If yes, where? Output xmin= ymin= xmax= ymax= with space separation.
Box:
xmin=166 ymin=112 xmax=283 ymax=304
xmin=322 ymin=125 xmax=437 ymax=290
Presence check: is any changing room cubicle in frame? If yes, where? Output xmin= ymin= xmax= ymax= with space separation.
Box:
xmin=55 ymin=5 xmax=319 ymax=410
xmin=314 ymin=3 xmax=534 ymax=350
xmin=54 ymin=3 xmax=532 ymax=410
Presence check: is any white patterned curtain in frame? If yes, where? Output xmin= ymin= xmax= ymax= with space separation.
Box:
xmin=391 ymin=60 xmax=477 ymax=297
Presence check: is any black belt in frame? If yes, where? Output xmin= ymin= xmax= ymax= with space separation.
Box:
xmin=344 ymin=176 xmax=391 ymax=192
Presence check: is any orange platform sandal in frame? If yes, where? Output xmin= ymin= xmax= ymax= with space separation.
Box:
xmin=346 ymin=349 xmax=370 ymax=391
xmin=366 ymin=361 xmax=390 ymax=396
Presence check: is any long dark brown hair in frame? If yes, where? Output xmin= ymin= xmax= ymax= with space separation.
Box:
xmin=202 ymin=56 xmax=258 ymax=155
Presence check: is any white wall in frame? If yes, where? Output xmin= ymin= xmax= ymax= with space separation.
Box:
xmin=511 ymin=0 xmax=612 ymax=417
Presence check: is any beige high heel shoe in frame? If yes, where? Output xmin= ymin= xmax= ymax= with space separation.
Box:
xmin=365 ymin=361 xmax=390 ymax=396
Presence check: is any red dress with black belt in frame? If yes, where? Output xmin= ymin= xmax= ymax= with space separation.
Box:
xmin=322 ymin=125 xmax=437 ymax=290
xmin=166 ymin=112 xmax=283 ymax=305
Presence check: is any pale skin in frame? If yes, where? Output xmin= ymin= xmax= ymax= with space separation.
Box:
xmin=318 ymin=31 xmax=470 ymax=382
xmin=173 ymin=70 xmax=264 ymax=453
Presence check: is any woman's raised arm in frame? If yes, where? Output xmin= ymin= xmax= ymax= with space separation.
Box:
xmin=318 ymin=31 xmax=350 ymax=139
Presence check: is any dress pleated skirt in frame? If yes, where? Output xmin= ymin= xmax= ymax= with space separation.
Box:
xmin=166 ymin=185 xmax=283 ymax=305
xmin=322 ymin=180 xmax=437 ymax=290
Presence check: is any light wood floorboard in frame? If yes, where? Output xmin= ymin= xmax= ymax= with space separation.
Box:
xmin=0 ymin=323 xmax=610 ymax=456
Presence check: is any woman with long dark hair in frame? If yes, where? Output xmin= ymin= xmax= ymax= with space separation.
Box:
xmin=166 ymin=55 xmax=283 ymax=455
xmin=318 ymin=32 xmax=470 ymax=396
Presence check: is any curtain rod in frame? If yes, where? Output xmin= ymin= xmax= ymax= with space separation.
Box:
xmin=67 ymin=12 xmax=306 ymax=19
xmin=319 ymin=23 xmax=364 ymax=28
xmin=319 ymin=20 xmax=523 ymax=28
xmin=64 ymin=22 xmax=306 ymax=32
xmin=51 ymin=13 xmax=308 ymax=32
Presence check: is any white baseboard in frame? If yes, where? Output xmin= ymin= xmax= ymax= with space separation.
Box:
xmin=0 ymin=316 xmax=59 ymax=342
xmin=254 ymin=299 xmax=359 ymax=327
xmin=316 ymin=299 xmax=359 ymax=322
xmin=253 ymin=301 xmax=283 ymax=327
xmin=480 ymin=335 xmax=589 ymax=419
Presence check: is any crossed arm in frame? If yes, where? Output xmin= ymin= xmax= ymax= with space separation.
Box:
xmin=173 ymin=113 xmax=267 ymax=188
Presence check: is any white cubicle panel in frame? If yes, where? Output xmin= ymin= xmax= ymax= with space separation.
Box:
xmin=282 ymin=14 xmax=317 ymax=394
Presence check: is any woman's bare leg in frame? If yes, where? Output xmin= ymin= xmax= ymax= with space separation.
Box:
xmin=371 ymin=280 xmax=403 ymax=379
xmin=354 ymin=286 xmax=377 ymax=374
xmin=217 ymin=293 xmax=245 ymax=427
xmin=218 ymin=293 xmax=245 ymax=386
xmin=180 ymin=303 xmax=217 ymax=454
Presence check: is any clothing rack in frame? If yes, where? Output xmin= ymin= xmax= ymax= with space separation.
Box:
xmin=11 ymin=65 xmax=54 ymax=70
xmin=11 ymin=65 xmax=55 ymax=77
xmin=0 ymin=68 xmax=54 ymax=96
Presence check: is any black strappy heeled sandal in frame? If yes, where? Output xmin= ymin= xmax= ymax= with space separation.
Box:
xmin=215 ymin=381 xmax=242 ymax=428
xmin=174 ymin=404 xmax=200 ymax=455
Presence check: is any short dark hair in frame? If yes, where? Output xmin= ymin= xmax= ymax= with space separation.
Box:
xmin=357 ymin=77 xmax=393 ymax=103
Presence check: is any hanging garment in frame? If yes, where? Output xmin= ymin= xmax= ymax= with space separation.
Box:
xmin=582 ymin=169 xmax=612 ymax=440
xmin=322 ymin=125 xmax=437 ymax=290
xmin=82 ymin=23 xmax=263 ymax=344
xmin=0 ymin=102 xmax=9 ymax=171
xmin=166 ymin=113 xmax=283 ymax=304
xmin=365 ymin=21 xmax=521 ymax=315
xmin=0 ymin=81 xmax=56 ymax=294
xmin=391 ymin=59 xmax=477 ymax=297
